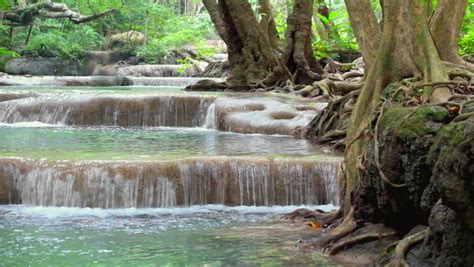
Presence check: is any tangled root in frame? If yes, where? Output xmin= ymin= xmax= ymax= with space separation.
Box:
xmin=327 ymin=229 xmax=397 ymax=256
xmin=386 ymin=228 xmax=428 ymax=267
xmin=305 ymin=89 xmax=360 ymax=148
xmin=281 ymin=208 xmax=340 ymax=226
xmin=316 ymin=208 xmax=359 ymax=248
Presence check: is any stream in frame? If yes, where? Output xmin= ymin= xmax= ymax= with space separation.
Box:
xmin=0 ymin=83 xmax=342 ymax=265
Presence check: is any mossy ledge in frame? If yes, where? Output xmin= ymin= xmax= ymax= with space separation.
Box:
xmin=348 ymin=103 xmax=473 ymax=266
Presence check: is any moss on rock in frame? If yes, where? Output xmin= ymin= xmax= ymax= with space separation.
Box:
xmin=425 ymin=120 xmax=474 ymax=213
xmin=353 ymin=105 xmax=452 ymax=233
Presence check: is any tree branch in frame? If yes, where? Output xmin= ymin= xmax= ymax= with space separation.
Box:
xmin=1 ymin=1 xmax=114 ymax=26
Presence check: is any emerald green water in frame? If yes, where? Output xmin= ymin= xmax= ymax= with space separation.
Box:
xmin=0 ymin=126 xmax=336 ymax=160
xmin=0 ymin=85 xmax=340 ymax=265
xmin=0 ymin=205 xmax=338 ymax=266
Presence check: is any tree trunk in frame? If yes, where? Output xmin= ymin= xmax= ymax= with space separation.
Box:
xmin=204 ymin=0 xmax=323 ymax=87
xmin=430 ymin=0 xmax=473 ymax=68
xmin=258 ymin=0 xmax=280 ymax=51
xmin=203 ymin=0 xmax=277 ymax=86
xmin=343 ymin=0 xmax=452 ymax=215
xmin=344 ymin=0 xmax=381 ymax=70
xmin=265 ymin=0 xmax=324 ymax=86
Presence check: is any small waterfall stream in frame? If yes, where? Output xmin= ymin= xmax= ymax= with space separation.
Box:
xmin=0 ymin=157 xmax=341 ymax=208
xmin=0 ymin=95 xmax=215 ymax=127
xmin=0 ymin=76 xmax=343 ymax=266
xmin=0 ymin=88 xmax=341 ymax=210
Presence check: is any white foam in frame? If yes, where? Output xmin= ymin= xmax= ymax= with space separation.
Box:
xmin=0 ymin=121 xmax=66 ymax=128
xmin=0 ymin=204 xmax=339 ymax=219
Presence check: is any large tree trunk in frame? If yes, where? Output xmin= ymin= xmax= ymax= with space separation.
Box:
xmin=343 ymin=0 xmax=381 ymax=70
xmin=203 ymin=0 xmax=277 ymax=86
xmin=343 ymin=0 xmax=452 ymax=216
xmin=430 ymin=0 xmax=473 ymax=68
xmin=265 ymin=0 xmax=324 ymax=86
xmin=203 ymin=0 xmax=323 ymax=88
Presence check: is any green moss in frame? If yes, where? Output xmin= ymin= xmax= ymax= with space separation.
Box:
xmin=378 ymin=105 xmax=450 ymax=141
xmin=427 ymin=121 xmax=470 ymax=165
xmin=427 ymin=120 xmax=474 ymax=212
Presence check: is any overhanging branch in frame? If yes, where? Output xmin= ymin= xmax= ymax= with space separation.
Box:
xmin=1 ymin=1 xmax=115 ymax=26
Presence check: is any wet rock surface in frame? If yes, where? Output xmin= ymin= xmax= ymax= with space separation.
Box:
xmin=4 ymin=58 xmax=88 ymax=76
xmin=353 ymin=105 xmax=452 ymax=233
xmin=347 ymin=103 xmax=473 ymax=265
xmin=206 ymin=96 xmax=327 ymax=136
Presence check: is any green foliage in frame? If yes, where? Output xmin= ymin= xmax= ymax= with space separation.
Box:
xmin=136 ymin=11 xmax=216 ymax=63
xmin=25 ymin=20 xmax=105 ymax=60
xmin=0 ymin=47 xmax=18 ymax=71
xmin=0 ymin=0 xmax=216 ymax=62
xmin=0 ymin=0 xmax=12 ymax=11
xmin=176 ymin=58 xmax=194 ymax=73
xmin=274 ymin=12 xmax=287 ymax=39
xmin=312 ymin=2 xmax=358 ymax=59
xmin=0 ymin=47 xmax=18 ymax=57
xmin=459 ymin=1 xmax=474 ymax=56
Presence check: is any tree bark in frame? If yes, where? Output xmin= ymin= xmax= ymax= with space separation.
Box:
xmin=203 ymin=0 xmax=277 ymax=86
xmin=343 ymin=0 xmax=452 ymax=215
xmin=265 ymin=0 xmax=324 ymax=86
xmin=1 ymin=1 xmax=115 ymax=26
xmin=430 ymin=0 xmax=472 ymax=68
xmin=258 ymin=0 xmax=280 ymax=51
xmin=344 ymin=0 xmax=381 ymax=70
xmin=204 ymin=0 xmax=323 ymax=87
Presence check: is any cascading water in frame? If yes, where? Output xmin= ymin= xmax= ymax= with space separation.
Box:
xmin=204 ymin=103 xmax=217 ymax=128
xmin=0 ymin=76 xmax=343 ymax=265
xmin=127 ymin=77 xmax=224 ymax=87
xmin=0 ymin=87 xmax=342 ymax=210
xmin=0 ymin=157 xmax=341 ymax=208
xmin=0 ymin=95 xmax=215 ymax=127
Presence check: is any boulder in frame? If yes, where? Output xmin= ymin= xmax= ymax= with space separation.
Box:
xmin=109 ymin=31 xmax=145 ymax=49
xmin=4 ymin=57 xmax=87 ymax=76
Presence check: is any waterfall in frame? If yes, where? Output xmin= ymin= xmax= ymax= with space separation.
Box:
xmin=204 ymin=103 xmax=217 ymax=129
xmin=0 ymin=96 xmax=216 ymax=127
xmin=116 ymin=65 xmax=198 ymax=77
xmin=0 ymin=157 xmax=341 ymax=208
xmin=127 ymin=77 xmax=224 ymax=87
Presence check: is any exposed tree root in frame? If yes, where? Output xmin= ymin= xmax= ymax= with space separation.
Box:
xmin=305 ymin=89 xmax=360 ymax=148
xmin=316 ymin=208 xmax=359 ymax=248
xmin=342 ymin=70 xmax=364 ymax=80
xmin=327 ymin=229 xmax=397 ymax=256
xmin=281 ymin=208 xmax=340 ymax=226
xmin=185 ymin=79 xmax=228 ymax=91
xmin=294 ymin=79 xmax=363 ymax=98
xmin=385 ymin=228 xmax=428 ymax=267
xmin=197 ymin=61 xmax=230 ymax=78
xmin=453 ymin=112 xmax=474 ymax=122
xmin=373 ymin=98 xmax=407 ymax=188
xmin=324 ymin=58 xmax=355 ymax=74
xmin=318 ymin=130 xmax=347 ymax=144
